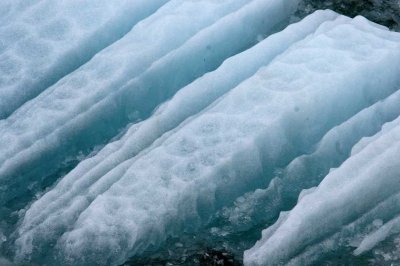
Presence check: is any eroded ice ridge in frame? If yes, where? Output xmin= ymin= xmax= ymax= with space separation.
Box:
xmin=0 ymin=0 xmax=297 ymax=216
xmin=1 ymin=1 xmax=400 ymax=266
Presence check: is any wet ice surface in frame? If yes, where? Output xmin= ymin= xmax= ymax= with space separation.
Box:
xmin=1 ymin=1 xmax=400 ymax=265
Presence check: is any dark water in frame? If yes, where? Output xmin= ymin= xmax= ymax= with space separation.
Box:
xmin=296 ymin=0 xmax=400 ymax=31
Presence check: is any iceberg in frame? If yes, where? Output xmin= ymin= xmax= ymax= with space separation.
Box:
xmin=0 ymin=1 xmax=399 ymax=265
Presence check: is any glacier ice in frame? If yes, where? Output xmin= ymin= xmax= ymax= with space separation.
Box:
xmin=0 ymin=1 xmax=400 ymax=265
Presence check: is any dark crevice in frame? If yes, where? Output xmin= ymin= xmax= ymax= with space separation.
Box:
xmin=296 ymin=0 xmax=400 ymax=31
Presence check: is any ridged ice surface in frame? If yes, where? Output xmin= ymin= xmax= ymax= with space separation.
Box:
xmin=1 ymin=1 xmax=400 ymax=266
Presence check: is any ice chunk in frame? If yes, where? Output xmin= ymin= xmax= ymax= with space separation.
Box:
xmin=355 ymin=215 xmax=400 ymax=255
xmin=0 ymin=0 xmax=168 ymax=118
xmin=14 ymin=13 xmax=400 ymax=265
xmin=15 ymin=10 xmax=340 ymax=263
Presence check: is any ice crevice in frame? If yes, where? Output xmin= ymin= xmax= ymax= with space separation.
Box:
xmin=0 ymin=1 xmax=400 ymax=266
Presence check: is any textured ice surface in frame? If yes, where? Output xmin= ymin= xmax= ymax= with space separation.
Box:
xmin=1 ymin=1 xmax=400 ymax=265
xmin=0 ymin=0 xmax=168 ymax=119
xmin=16 ymin=9 xmax=339 ymax=265
xmin=15 ymin=12 xmax=400 ymax=265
